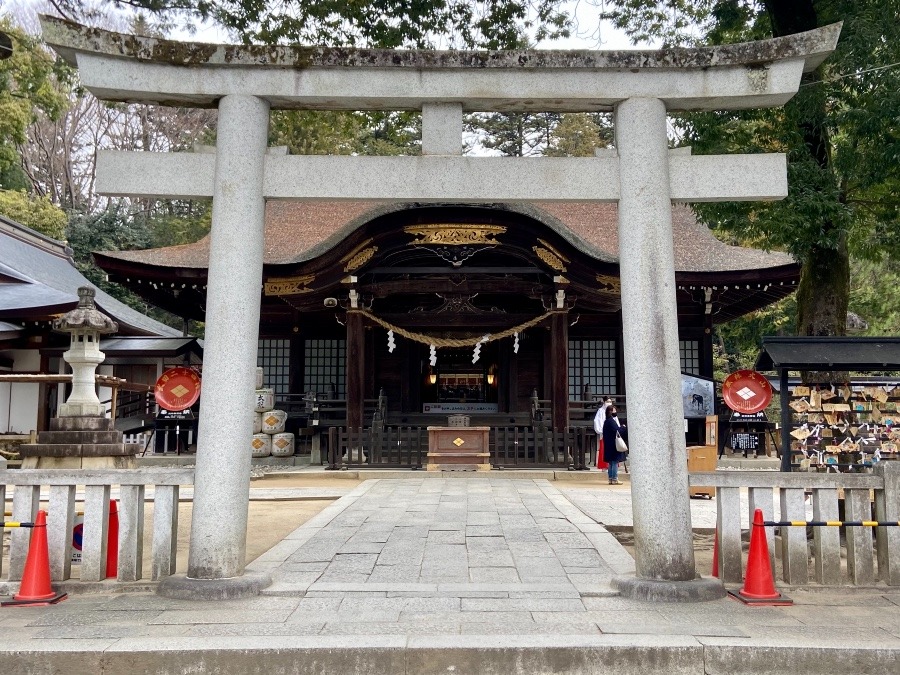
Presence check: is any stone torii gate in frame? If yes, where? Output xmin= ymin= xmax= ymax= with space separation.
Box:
xmin=41 ymin=16 xmax=839 ymax=601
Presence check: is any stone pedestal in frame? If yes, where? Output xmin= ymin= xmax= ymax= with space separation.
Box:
xmin=18 ymin=416 xmax=138 ymax=469
xmin=426 ymin=426 xmax=491 ymax=471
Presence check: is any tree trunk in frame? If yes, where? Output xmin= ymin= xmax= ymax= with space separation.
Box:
xmin=765 ymin=0 xmax=848 ymax=339
xmin=796 ymin=238 xmax=850 ymax=337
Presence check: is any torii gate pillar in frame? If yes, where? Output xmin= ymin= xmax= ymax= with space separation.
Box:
xmin=613 ymin=98 xmax=720 ymax=600
xmin=163 ymin=94 xmax=273 ymax=599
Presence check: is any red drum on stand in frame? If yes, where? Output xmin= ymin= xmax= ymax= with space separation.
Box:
xmin=722 ymin=369 xmax=772 ymax=414
xmin=154 ymin=367 xmax=201 ymax=412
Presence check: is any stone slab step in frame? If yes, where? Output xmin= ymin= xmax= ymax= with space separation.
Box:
xmin=18 ymin=443 xmax=139 ymax=457
xmin=49 ymin=416 xmax=115 ymax=431
xmin=425 ymin=463 xmax=491 ymax=472
xmin=37 ymin=430 xmax=123 ymax=444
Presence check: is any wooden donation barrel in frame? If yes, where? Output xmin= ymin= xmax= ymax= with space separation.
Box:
xmin=261 ymin=410 xmax=287 ymax=434
xmin=254 ymin=389 xmax=274 ymax=413
xmin=271 ymin=433 xmax=295 ymax=457
xmin=251 ymin=433 xmax=272 ymax=458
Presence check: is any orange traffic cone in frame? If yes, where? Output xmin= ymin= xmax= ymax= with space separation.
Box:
xmin=1 ymin=510 xmax=67 ymax=607
xmin=728 ymin=509 xmax=792 ymax=606
xmin=106 ymin=500 xmax=119 ymax=579
xmin=711 ymin=528 xmax=719 ymax=578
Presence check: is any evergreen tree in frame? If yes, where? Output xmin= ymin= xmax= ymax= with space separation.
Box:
xmin=0 ymin=18 xmax=68 ymax=190
xmin=0 ymin=188 xmax=67 ymax=238
xmin=601 ymin=1 xmax=900 ymax=339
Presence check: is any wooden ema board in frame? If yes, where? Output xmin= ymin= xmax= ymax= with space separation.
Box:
xmin=788 ymin=383 xmax=900 ymax=472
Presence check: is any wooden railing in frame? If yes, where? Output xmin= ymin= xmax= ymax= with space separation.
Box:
xmin=689 ymin=463 xmax=900 ymax=587
xmin=275 ymin=393 xmax=383 ymax=428
xmin=531 ymin=393 xmax=628 ymax=427
xmin=1 ymin=468 xmax=194 ymax=585
xmin=325 ymin=425 xmax=594 ymax=469
xmin=0 ymin=373 xmax=153 ymax=420
xmin=326 ymin=426 xmax=427 ymax=469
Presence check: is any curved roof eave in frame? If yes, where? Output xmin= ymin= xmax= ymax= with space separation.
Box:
xmin=276 ymin=202 xmax=620 ymax=268
xmin=0 ymin=216 xmax=180 ymax=337
xmin=94 ymin=201 xmax=797 ymax=279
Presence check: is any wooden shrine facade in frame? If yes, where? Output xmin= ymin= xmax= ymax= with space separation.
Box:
xmin=97 ymin=200 xmax=799 ymax=437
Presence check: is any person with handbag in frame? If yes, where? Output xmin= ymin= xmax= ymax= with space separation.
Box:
xmin=602 ymin=403 xmax=628 ymax=485
xmin=593 ymin=398 xmax=613 ymax=470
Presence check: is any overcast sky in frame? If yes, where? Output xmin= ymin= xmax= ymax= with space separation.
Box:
xmin=11 ymin=0 xmax=655 ymax=50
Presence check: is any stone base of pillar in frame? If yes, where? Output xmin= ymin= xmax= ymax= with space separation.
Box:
xmin=18 ymin=416 xmax=140 ymax=468
xmin=21 ymin=455 xmax=136 ymax=469
xmin=59 ymin=401 xmax=106 ymax=417
xmin=612 ymin=574 xmax=725 ymax=603
xmin=157 ymin=571 xmax=272 ymax=601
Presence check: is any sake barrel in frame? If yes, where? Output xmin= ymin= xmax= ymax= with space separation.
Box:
xmin=255 ymin=367 xmax=264 ymax=389
xmin=271 ymin=432 xmax=295 ymax=457
xmin=250 ymin=433 xmax=271 ymax=458
xmin=252 ymin=412 xmax=262 ymax=434
xmin=254 ymin=388 xmax=274 ymax=413
xmin=261 ymin=409 xmax=287 ymax=434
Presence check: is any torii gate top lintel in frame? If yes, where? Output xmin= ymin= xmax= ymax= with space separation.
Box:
xmin=39 ymin=15 xmax=841 ymax=113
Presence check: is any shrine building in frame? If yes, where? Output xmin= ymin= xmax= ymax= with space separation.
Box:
xmin=95 ymin=199 xmax=798 ymax=453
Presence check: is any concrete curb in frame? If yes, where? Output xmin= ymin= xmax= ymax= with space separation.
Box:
xmin=0 ymin=635 xmax=897 ymax=675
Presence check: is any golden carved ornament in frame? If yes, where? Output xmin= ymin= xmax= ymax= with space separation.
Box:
xmin=340 ymin=239 xmax=373 ymax=263
xmin=264 ymin=274 xmax=315 ymax=296
xmin=343 ymin=246 xmax=378 ymax=272
xmin=536 ymin=239 xmax=569 ymax=264
xmin=595 ymin=274 xmax=621 ymax=293
xmin=404 ymin=224 xmax=506 ymax=246
xmin=533 ymin=247 xmax=567 ymax=272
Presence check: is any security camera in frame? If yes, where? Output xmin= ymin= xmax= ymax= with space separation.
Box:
xmin=324 ymin=297 xmax=338 ymax=308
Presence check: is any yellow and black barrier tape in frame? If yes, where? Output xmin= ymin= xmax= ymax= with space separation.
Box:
xmin=764 ymin=520 xmax=900 ymax=528
xmin=1 ymin=521 xmax=36 ymax=528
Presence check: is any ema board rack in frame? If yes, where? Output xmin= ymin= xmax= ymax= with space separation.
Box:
xmin=788 ymin=382 xmax=900 ymax=472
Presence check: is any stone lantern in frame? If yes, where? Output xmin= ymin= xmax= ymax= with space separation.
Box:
xmin=20 ymin=286 xmax=139 ymax=469
xmin=53 ymin=287 xmax=118 ymax=417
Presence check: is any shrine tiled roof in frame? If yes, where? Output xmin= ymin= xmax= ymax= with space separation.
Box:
xmin=97 ymin=201 xmax=795 ymax=274
xmin=0 ymin=214 xmax=180 ymax=336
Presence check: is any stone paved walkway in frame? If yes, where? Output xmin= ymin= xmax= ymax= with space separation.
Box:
xmin=2 ymin=478 xmax=900 ymax=674
xmin=250 ymin=478 xmax=635 ymax=598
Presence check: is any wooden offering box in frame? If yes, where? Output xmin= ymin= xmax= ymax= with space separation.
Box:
xmin=426 ymin=426 xmax=491 ymax=471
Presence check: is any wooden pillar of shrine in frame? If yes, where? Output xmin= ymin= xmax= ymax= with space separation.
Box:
xmin=346 ymin=311 xmax=365 ymax=430
xmin=550 ymin=311 xmax=569 ymax=431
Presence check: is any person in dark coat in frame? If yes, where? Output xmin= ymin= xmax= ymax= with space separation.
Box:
xmin=602 ymin=404 xmax=627 ymax=485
